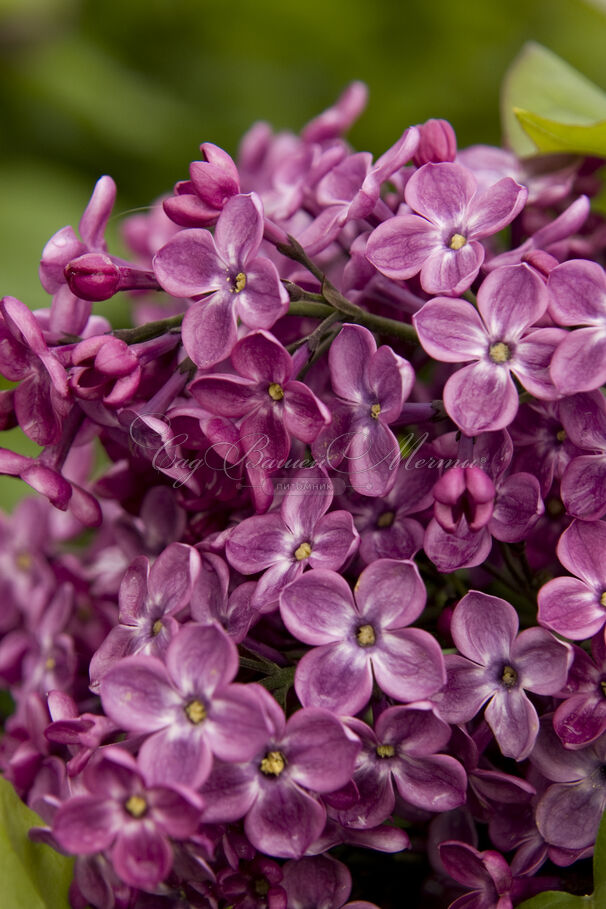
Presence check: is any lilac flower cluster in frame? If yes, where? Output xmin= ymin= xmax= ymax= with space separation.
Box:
xmin=1 ymin=82 xmax=606 ymax=907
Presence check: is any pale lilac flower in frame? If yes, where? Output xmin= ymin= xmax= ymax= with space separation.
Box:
xmin=413 ymin=264 xmax=565 ymax=435
xmin=312 ymin=324 xmax=414 ymax=496
xmin=280 ymin=559 xmax=445 ymax=714
xmin=366 ymin=162 xmax=527 ymax=296
xmin=434 ymin=591 xmax=571 ymax=760
xmin=52 ymin=746 xmax=203 ymax=890
xmin=226 ymin=470 xmax=359 ymax=611
xmin=100 ymin=622 xmax=270 ymax=788
xmin=200 ymin=690 xmax=360 ymax=858
xmin=190 ymin=330 xmax=330 ymax=467
xmin=538 ymin=520 xmax=606 ymax=641
xmin=153 ymin=193 xmax=289 ymax=368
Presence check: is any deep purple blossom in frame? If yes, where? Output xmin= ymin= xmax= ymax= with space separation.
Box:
xmin=434 ymin=591 xmax=571 ymax=760
xmin=366 ymin=162 xmax=527 ymax=295
xmin=439 ymin=841 xmax=516 ymax=909
xmin=153 ymin=193 xmax=289 ymax=368
xmin=52 ymin=746 xmax=203 ymax=889
xmin=553 ymin=633 xmax=606 ymax=749
xmin=413 ymin=264 xmax=565 ymax=435
xmin=280 ymin=559 xmax=445 ymax=714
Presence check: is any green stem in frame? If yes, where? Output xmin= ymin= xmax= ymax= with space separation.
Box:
xmin=113 ymin=313 xmax=184 ymax=344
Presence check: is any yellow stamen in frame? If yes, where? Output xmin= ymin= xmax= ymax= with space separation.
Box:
xmin=152 ymin=619 xmax=163 ymax=636
xmin=449 ymin=233 xmax=467 ymax=250
xmin=294 ymin=541 xmax=312 ymax=561
xmin=260 ymin=750 xmax=286 ymax=776
xmin=601 ymin=592 xmax=606 ymax=608
xmin=233 ymin=272 xmax=246 ymax=292
xmin=184 ymin=699 xmax=207 ymax=724
xmin=370 ymin=403 xmax=381 ymax=420
xmin=489 ymin=342 xmax=511 ymax=364
xmin=377 ymin=511 xmax=395 ymax=528
xmin=268 ymin=383 xmax=284 ymax=401
xmin=15 ymin=552 xmax=32 ymax=571
xmin=376 ymin=744 xmax=395 ymax=759
xmin=125 ymin=795 xmax=147 ymax=818
xmin=556 ymin=429 xmax=566 ymax=443
xmin=501 ymin=665 xmax=518 ymax=688
xmin=357 ymin=624 xmax=376 ymax=647
xmin=45 ymin=657 xmax=56 ymax=671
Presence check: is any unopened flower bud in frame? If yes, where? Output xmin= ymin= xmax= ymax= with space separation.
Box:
xmin=413 ymin=119 xmax=457 ymax=166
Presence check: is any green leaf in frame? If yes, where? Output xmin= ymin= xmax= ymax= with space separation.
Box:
xmin=0 ymin=776 xmax=73 ymax=909
xmin=501 ymin=42 xmax=606 ymax=156
xmin=513 ymin=894 xmax=587 ymax=909
xmin=593 ymin=807 xmax=606 ymax=892
xmin=513 ymin=109 xmax=606 ymax=156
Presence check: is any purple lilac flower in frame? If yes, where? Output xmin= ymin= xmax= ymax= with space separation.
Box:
xmin=312 ymin=324 xmax=414 ymax=496
xmin=39 ymin=175 xmax=116 ymax=334
xmin=331 ymin=705 xmax=467 ymax=829
xmin=225 ymin=470 xmax=359 ymax=610
xmin=164 ymin=142 xmax=241 ymax=227
xmin=510 ymin=400 xmax=582 ymax=496
xmin=89 ymin=542 xmax=200 ymax=688
xmin=52 ymin=746 xmax=203 ymax=890
xmin=200 ymin=689 xmax=360 ymax=858
xmin=439 ymin=841 xmax=517 ymax=909
xmin=558 ymin=390 xmax=606 ymax=520
xmin=413 ymin=264 xmax=565 ymax=435
xmin=190 ymin=551 xmax=258 ymax=642
xmin=281 ymin=855 xmax=380 ymax=909
xmin=553 ymin=633 xmax=606 ymax=749
xmin=530 ymin=718 xmax=606 ymax=851
xmin=538 ymin=519 xmax=606 ymax=641
xmin=280 ymin=559 xmax=445 ymax=714
xmin=153 ymin=193 xmax=289 ymax=368
xmin=100 ymin=622 xmax=270 ymax=788
xmin=548 ymin=258 xmax=606 ymax=393
xmin=434 ymin=591 xmax=571 ymax=760
xmin=190 ymin=330 xmax=330 ymax=467
xmin=366 ymin=161 xmax=527 ymax=295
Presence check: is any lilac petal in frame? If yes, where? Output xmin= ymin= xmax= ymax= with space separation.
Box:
xmin=165 ymin=622 xmax=238 ymax=698
xmin=111 ymin=825 xmax=172 ymax=889
xmin=53 ymin=797 xmax=121 ymax=853
xmin=420 ymin=241 xmax=484 ymax=296
xmin=245 ymin=782 xmax=326 ymax=859
xmin=366 ymin=214 xmax=438 ymax=281
xmin=329 ymin=324 xmax=375 ymax=401
xmin=283 ymin=380 xmax=331 ymax=443
xmin=279 ymin=570 xmax=354 ymax=643
xmin=100 ymin=657 xmax=180 ymax=732
xmin=424 ymin=519 xmax=493 ymax=573
xmin=231 ymin=330 xmax=292 ymax=384
xmin=348 ymin=421 xmax=400 ymax=497
xmin=214 ymin=193 xmax=263 ymax=266
xmin=405 ymin=162 xmax=477 ymax=223
xmin=138 ymin=725 xmax=212 ymax=788
xmin=39 ymin=226 xmax=86 ymax=292
xmin=413 ymin=298 xmax=487 ymax=362
xmin=391 ymin=753 xmax=467 ymax=811
xmin=117 ymin=558 xmax=148 ymax=622
xmin=89 ymin=625 xmax=145 ymax=687
xmin=280 ymin=470 xmax=333 ymax=537
xmin=206 ymin=683 xmax=269 ymax=762
xmin=148 ymin=542 xmax=199 ymax=614
xmin=548 ymin=258 xmax=606 ymax=326
xmin=14 ymin=373 xmax=61 ymax=446
xmin=252 ymin=560 xmax=300 ymax=610
xmin=153 ymin=229 xmax=224 ymax=297
xmin=181 ymin=294 xmax=238 ymax=370
xmin=240 ymin=404 xmax=290 ymax=465
xmin=147 ymin=785 xmax=202 ymax=838
xmin=294 ymin=642 xmax=372 ymax=715
xmin=235 ymin=258 xmax=289 ymax=329
xmin=489 ymin=472 xmax=543 ymax=543
xmin=355 ymin=558 xmax=426 ymax=628
xmin=227 ymin=513 xmax=290 ymax=574
xmin=477 ymin=264 xmax=549 ymax=338
xmin=466 ymin=177 xmax=527 ymax=237
xmin=281 ymin=855 xmax=352 ymax=909
xmin=537 ymin=576 xmax=605 ymax=640
xmin=484 ymin=689 xmax=539 ymax=760
xmin=513 ymin=627 xmax=571 ymax=695
xmin=309 ymin=511 xmax=359 ymax=570
xmin=376 ymin=704 xmax=452 ymax=755
xmin=536 ymin=781 xmax=605 ymax=850
xmin=368 ymin=346 xmax=414 ymax=421
xmin=190 ymin=375 xmax=256 ymax=417
xmin=554 ymin=694 xmax=606 ymax=749
xmin=434 ymin=655 xmax=496 ymax=724
xmin=557 ymin=519 xmax=606 ymax=587
xmin=451 ymin=592 xmax=518 ymax=665
xmin=79 ymin=175 xmax=116 ymax=249
xmin=561 ymin=455 xmax=606 ymax=520
xmin=444 ymin=362 xmax=519 ymax=435
xmin=372 ymin=628 xmax=446 ymax=701
xmin=531 ymin=719 xmax=595 ymax=782
xmin=201 ymin=761 xmax=258 ymax=823
xmin=550 ymin=326 xmax=606 ymax=394
xmin=285 ymin=708 xmax=360 ymax=792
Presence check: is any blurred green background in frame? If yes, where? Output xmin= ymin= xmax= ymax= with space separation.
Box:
xmin=1 ymin=0 xmax=606 ymax=508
